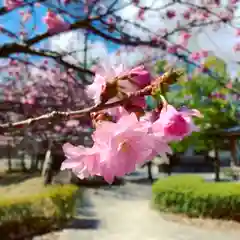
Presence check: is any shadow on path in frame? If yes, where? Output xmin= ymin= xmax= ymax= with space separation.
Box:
xmin=0 ymin=172 xmax=39 ymax=186
xmin=65 ymin=218 xmax=100 ymax=230
xmin=92 ymin=181 xmax=153 ymax=201
xmin=126 ymin=177 xmax=156 ymax=185
xmin=67 ymin=189 xmax=101 ymax=230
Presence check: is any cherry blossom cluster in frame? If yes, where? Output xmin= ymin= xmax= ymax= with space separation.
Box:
xmin=0 ymin=60 xmax=90 ymax=135
xmin=3 ymin=0 xmax=240 ymax=58
xmin=61 ymin=65 xmax=203 ymax=183
xmin=2 ymin=0 xmax=239 ymax=183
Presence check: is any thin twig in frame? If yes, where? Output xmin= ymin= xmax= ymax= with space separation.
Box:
xmin=0 ymin=86 xmax=152 ymax=133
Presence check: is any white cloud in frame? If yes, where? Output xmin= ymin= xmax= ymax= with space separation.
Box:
xmin=49 ymin=30 xmax=155 ymax=69
xmin=49 ymin=0 xmax=240 ymax=75
xmin=119 ymin=1 xmax=240 ymax=58
xmin=49 ymin=31 xmax=109 ymax=65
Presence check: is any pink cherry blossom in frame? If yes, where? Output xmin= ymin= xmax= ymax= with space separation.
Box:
xmin=97 ymin=112 xmax=172 ymax=170
xmin=166 ymin=10 xmax=176 ymax=19
xmin=1 ymin=0 xmax=218 ymax=185
xmin=200 ymin=50 xmax=208 ymax=58
xmin=233 ymin=43 xmax=240 ymax=52
xmin=140 ymin=110 xmax=160 ymax=123
xmin=61 ymin=113 xmax=161 ymax=183
xmin=61 ymin=143 xmax=103 ymax=180
xmin=138 ymin=115 xmax=173 ymax=163
xmin=129 ymin=96 xmax=146 ymax=108
xmin=179 ymin=32 xmax=191 ymax=47
xmin=128 ymin=65 xmax=151 ymax=88
xmin=65 ymin=120 xmax=79 ymax=128
xmin=105 ymin=106 xmax=129 ymax=122
xmin=226 ymin=82 xmax=232 ymax=89
xmin=43 ymin=11 xmax=70 ymax=34
xmin=54 ymin=125 xmax=62 ymax=132
xmin=182 ymin=10 xmax=191 ymax=20
xmin=86 ymin=74 xmax=106 ymax=104
xmin=86 ymin=64 xmax=151 ymax=107
xmin=167 ymin=44 xmax=179 ymax=54
xmin=189 ymin=52 xmax=201 ymax=61
xmin=93 ymin=113 xmax=156 ymax=179
xmin=63 ymin=0 xmax=71 ymax=4
xmin=4 ymin=0 xmax=23 ymax=10
xmin=147 ymin=134 xmax=173 ymax=162
xmin=137 ymin=7 xmax=145 ymax=20
xmin=132 ymin=0 xmax=140 ymax=5
xmin=235 ymin=28 xmax=240 ymax=36
xmin=152 ymin=104 xmax=203 ymax=142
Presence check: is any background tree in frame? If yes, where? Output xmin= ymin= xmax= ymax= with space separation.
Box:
xmin=153 ymin=56 xmax=240 ymax=179
xmin=0 ymin=0 xmax=240 ymax=183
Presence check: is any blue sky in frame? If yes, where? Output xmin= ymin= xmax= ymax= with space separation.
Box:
xmin=0 ymin=1 xmax=47 ymax=44
xmin=1 ymin=0 xmax=240 ymax=77
xmin=0 ymin=1 xmax=119 ymax=51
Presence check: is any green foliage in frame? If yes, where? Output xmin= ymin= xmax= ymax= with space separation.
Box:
xmin=154 ymin=57 xmax=239 ymax=152
xmin=204 ymin=55 xmax=227 ymax=78
xmin=0 ymin=184 xmax=79 ymax=239
xmin=154 ymin=60 xmax=168 ymax=74
xmin=152 ymin=175 xmax=240 ymax=221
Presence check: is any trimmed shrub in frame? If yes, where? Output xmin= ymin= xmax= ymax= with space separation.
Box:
xmin=0 ymin=184 xmax=79 ymax=239
xmin=152 ymin=175 xmax=240 ymax=221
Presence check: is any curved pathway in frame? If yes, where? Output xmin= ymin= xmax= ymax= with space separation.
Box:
xmin=36 ymin=182 xmax=240 ymax=240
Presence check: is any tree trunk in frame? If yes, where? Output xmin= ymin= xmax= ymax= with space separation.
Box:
xmin=30 ymin=153 xmax=39 ymax=172
xmin=42 ymin=148 xmax=53 ymax=185
xmin=230 ymin=136 xmax=238 ymax=166
xmin=43 ymin=167 xmax=54 ymax=185
xmin=213 ymin=143 xmax=220 ymax=182
xmin=147 ymin=161 xmax=153 ymax=183
xmin=166 ymin=164 xmax=172 ymax=176
xmin=7 ymin=140 xmax=12 ymax=172
xmin=20 ymin=152 xmax=26 ymax=172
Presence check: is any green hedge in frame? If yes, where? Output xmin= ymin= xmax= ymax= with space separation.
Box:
xmin=152 ymin=175 xmax=240 ymax=221
xmin=0 ymin=184 xmax=79 ymax=239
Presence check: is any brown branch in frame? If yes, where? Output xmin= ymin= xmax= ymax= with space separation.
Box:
xmin=0 ymin=0 xmax=236 ymax=51
xmin=0 ymin=43 xmax=94 ymax=75
xmin=0 ymin=85 xmax=152 ymax=134
xmin=24 ymin=0 xmax=236 ymax=47
xmin=0 ymin=3 xmax=232 ymax=70
xmin=0 ymin=0 xmax=47 ymax=16
xmin=25 ymin=18 xmax=94 ymax=46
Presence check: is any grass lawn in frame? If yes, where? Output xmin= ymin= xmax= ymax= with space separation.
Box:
xmin=0 ymin=171 xmax=45 ymax=198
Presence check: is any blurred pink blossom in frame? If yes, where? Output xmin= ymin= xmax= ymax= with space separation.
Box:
xmin=61 ymin=113 xmax=167 ymax=183
xmin=4 ymin=0 xmax=23 ymax=10
xmin=43 ymin=11 xmax=70 ymax=33
xmin=152 ymin=104 xmax=203 ymax=142
xmin=86 ymin=64 xmax=151 ymax=107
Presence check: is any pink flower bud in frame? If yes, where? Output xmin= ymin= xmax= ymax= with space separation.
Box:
xmin=43 ymin=11 xmax=70 ymax=34
xmin=4 ymin=0 xmax=23 ymax=10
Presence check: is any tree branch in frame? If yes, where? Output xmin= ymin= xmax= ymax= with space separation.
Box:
xmin=0 ymin=85 xmax=152 ymax=134
xmin=0 ymin=43 xmax=94 ymax=75
xmin=25 ymin=18 xmax=93 ymax=46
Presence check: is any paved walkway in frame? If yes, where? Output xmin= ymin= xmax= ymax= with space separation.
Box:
xmin=35 ymin=182 xmax=240 ymax=240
